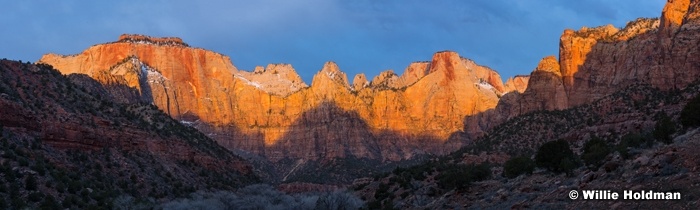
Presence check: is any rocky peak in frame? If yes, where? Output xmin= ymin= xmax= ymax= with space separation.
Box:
xmin=253 ymin=66 xmax=265 ymax=74
xmin=370 ymin=70 xmax=400 ymax=89
xmin=504 ymin=75 xmax=530 ymax=94
xmin=235 ymin=63 xmax=308 ymax=97
xmin=461 ymin=57 xmax=506 ymax=93
xmin=612 ymin=18 xmax=660 ymax=41
xmin=566 ymin=24 xmax=619 ymax=39
xmin=425 ymin=51 xmax=469 ymax=88
xmin=117 ymin=34 xmax=189 ymax=47
xmin=428 ymin=51 xmax=461 ymax=75
xmin=397 ymin=62 xmax=430 ymax=87
xmin=559 ymin=25 xmax=618 ymax=94
xmin=534 ymin=56 xmax=561 ymax=76
xmin=660 ymin=0 xmax=691 ymax=34
xmin=311 ymin=61 xmax=351 ymax=89
xmin=352 ymin=74 xmax=369 ymax=91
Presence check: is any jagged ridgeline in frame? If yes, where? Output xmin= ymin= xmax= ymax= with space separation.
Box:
xmin=38 ymin=35 xmax=529 ymax=165
xmin=0 ymin=60 xmax=258 ymax=209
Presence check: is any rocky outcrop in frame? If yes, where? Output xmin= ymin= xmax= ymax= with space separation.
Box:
xmin=463 ymin=0 xmax=700 ymax=138
xmin=352 ymin=73 xmax=369 ymax=91
xmin=519 ymin=56 xmax=568 ymax=112
xmin=237 ymin=64 xmax=308 ymax=96
xmin=566 ymin=0 xmax=700 ymax=106
xmin=117 ymin=34 xmax=188 ymax=46
xmin=660 ymin=0 xmax=691 ymax=35
xmin=39 ymin=38 xmax=506 ymax=162
xmin=559 ymin=24 xmax=619 ymax=97
xmin=503 ymin=75 xmax=529 ymax=94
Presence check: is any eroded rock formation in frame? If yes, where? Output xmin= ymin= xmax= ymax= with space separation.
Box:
xmin=39 ymin=36 xmax=506 ymax=161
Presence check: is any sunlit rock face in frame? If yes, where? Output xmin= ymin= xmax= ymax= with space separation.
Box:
xmin=39 ymin=36 xmax=507 ymax=162
xmin=464 ymin=0 xmax=700 ymax=137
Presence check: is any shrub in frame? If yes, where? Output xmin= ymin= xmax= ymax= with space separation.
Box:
xmin=653 ymin=112 xmax=676 ymax=144
xmin=25 ymin=175 xmax=37 ymax=191
xmin=503 ymin=156 xmax=535 ymax=178
xmin=616 ymin=133 xmax=652 ymax=159
xmin=535 ymin=140 xmax=579 ymax=175
xmin=40 ymin=194 xmax=61 ymax=210
xmin=435 ymin=163 xmax=490 ymax=191
xmin=581 ymin=136 xmax=611 ymax=170
xmin=28 ymin=192 xmax=44 ymax=203
xmin=680 ymin=94 xmax=700 ymax=128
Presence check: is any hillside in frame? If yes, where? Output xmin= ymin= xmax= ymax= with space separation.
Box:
xmin=0 ymin=60 xmax=258 ymax=209
xmin=354 ymin=80 xmax=700 ymax=209
xmin=352 ymin=0 xmax=700 ymax=208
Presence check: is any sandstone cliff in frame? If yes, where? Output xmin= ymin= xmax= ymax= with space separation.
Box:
xmin=463 ymin=0 xmax=700 ymax=137
xmin=503 ymin=75 xmax=529 ymax=94
xmin=39 ymin=35 xmax=507 ymax=162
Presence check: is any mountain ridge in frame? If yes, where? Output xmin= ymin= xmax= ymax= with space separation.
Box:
xmin=38 ymin=41 xmax=519 ymax=163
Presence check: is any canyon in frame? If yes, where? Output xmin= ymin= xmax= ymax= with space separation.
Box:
xmin=33 ymin=0 xmax=700 ymax=185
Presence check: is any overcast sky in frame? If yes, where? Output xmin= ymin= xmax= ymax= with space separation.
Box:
xmin=1 ymin=0 xmax=664 ymax=83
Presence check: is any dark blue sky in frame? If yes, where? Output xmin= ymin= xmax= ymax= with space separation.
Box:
xmin=1 ymin=0 xmax=664 ymax=83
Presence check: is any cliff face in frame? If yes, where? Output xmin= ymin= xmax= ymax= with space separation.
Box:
xmin=39 ymin=36 xmax=505 ymax=161
xmin=566 ymin=3 xmax=699 ymax=106
xmin=542 ymin=0 xmax=698 ymax=108
xmin=519 ymin=56 xmax=568 ymax=113
xmin=464 ymin=0 xmax=700 ymax=137
xmin=503 ymin=75 xmax=529 ymax=94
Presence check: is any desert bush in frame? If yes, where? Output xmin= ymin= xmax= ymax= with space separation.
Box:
xmin=503 ymin=156 xmax=535 ymax=178
xmin=653 ymin=112 xmax=676 ymax=144
xmin=535 ymin=139 xmax=579 ymax=174
xmin=581 ymin=136 xmax=610 ymax=170
xmin=25 ymin=175 xmax=37 ymax=191
xmin=616 ymin=132 xmax=652 ymax=159
xmin=680 ymin=94 xmax=700 ymax=128
xmin=435 ymin=163 xmax=490 ymax=191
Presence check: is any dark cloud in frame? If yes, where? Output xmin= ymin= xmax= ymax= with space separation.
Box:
xmin=0 ymin=0 xmax=664 ymax=82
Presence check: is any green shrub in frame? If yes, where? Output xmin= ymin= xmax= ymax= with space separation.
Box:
xmin=40 ymin=194 xmax=61 ymax=210
xmin=581 ymin=136 xmax=611 ymax=170
xmin=616 ymin=133 xmax=652 ymax=159
xmin=25 ymin=175 xmax=37 ymax=191
xmin=28 ymin=192 xmax=44 ymax=203
xmin=374 ymin=183 xmax=390 ymax=200
xmin=653 ymin=112 xmax=676 ymax=144
xmin=535 ymin=140 xmax=579 ymax=175
xmin=435 ymin=163 xmax=490 ymax=191
xmin=503 ymin=156 xmax=535 ymax=178
xmin=680 ymin=94 xmax=700 ymax=128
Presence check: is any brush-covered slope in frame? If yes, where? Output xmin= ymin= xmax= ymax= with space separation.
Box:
xmin=0 ymin=60 xmax=258 ymax=209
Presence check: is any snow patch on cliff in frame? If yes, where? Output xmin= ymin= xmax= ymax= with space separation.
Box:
xmin=234 ymin=74 xmax=263 ymax=89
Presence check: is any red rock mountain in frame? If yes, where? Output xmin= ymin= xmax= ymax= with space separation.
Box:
xmin=39 ymin=37 xmax=512 ymax=161
xmin=464 ymin=0 xmax=700 ymax=137
xmin=38 ymin=0 xmax=700 ymax=164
